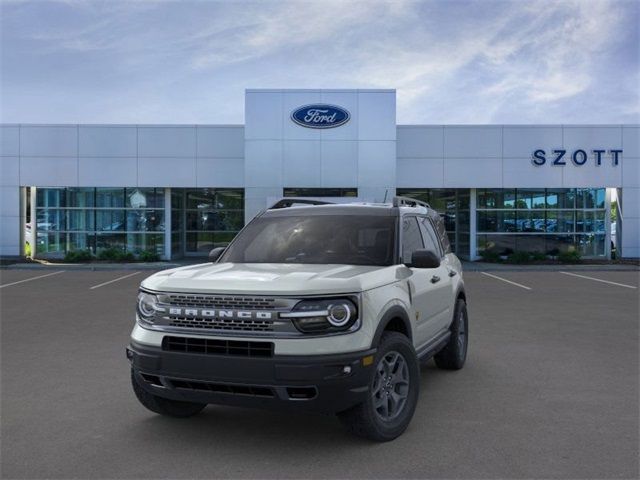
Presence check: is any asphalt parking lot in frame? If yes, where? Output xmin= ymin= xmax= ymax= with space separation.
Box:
xmin=1 ymin=266 xmax=638 ymax=479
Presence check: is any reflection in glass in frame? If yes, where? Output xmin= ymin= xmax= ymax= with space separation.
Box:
xmin=184 ymin=188 xmax=245 ymax=254
xmin=476 ymin=188 xmax=608 ymax=258
xmin=397 ymin=188 xmax=470 ymax=258
xmin=96 ymin=188 xmax=125 ymax=208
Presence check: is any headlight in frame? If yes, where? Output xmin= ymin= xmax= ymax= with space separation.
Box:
xmin=137 ymin=291 xmax=158 ymax=324
xmin=282 ymin=298 xmax=359 ymax=334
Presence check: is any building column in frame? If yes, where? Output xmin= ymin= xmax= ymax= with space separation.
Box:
xmin=30 ymin=187 xmax=37 ymax=258
xmin=164 ymin=188 xmax=171 ymax=261
xmin=618 ymin=187 xmax=640 ymax=259
xmin=605 ymin=188 xmax=612 ymax=259
xmin=615 ymin=188 xmax=623 ymax=253
xmin=469 ymin=188 xmax=478 ymax=261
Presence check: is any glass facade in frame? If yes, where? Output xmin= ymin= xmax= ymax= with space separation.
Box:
xmin=396 ymin=189 xmax=471 ymax=258
xmin=34 ymin=187 xmax=245 ymax=258
xmin=30 ymin=186 xmax=607 ymax=260
xmin=36 ymin=188 xmax=165 ymax=257
xmin=182 ymin=188 xmax=244 ymax=254
xmin=476 ymin=188 xmax=607 ymax=258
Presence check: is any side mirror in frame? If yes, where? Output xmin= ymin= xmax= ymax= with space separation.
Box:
xmin=208 ymin=247 xmax=225 ymax=262
xmin=407 ymin=249 xmax=440 ymax=269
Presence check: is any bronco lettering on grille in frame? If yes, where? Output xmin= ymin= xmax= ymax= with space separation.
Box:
xmin=167 ymin=308 xmax=274 ymax=320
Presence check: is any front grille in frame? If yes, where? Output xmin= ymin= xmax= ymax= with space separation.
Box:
xmin=168 ymin=316 xmax=274 ymax=332
xmin=167 ymin=378 xmax=275 ymax=398
xmin=164 ymin=294 xmax=278 ymax=310
xmin=162 ymin=336 xmax=274 ymax=357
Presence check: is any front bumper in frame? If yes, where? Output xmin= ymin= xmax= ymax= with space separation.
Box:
xmin=127 ymin=340 xmax=376 ymax=414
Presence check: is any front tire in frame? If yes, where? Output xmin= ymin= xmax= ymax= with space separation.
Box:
xmin=434 ymin=298 xmax=468 ymax=370
xmin=131 ymin=369 xmax=206 ymax=418
xmin=338 ymin=332 xmax=420 ymax=442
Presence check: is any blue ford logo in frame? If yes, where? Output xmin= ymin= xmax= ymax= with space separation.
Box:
xmin=291 ymin=104 xmax=350 ymax=129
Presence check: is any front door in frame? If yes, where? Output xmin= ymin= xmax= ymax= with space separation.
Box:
xmin=401 ymin=216 xmax=452 ymax=347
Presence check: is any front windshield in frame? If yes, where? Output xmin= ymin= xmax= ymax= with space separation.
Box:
xmin=220 ymin=214 xmax=396 ymax=266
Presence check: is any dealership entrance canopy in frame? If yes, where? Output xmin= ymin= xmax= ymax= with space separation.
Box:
xmin=1 ymin=89 xmax=638 ymax=260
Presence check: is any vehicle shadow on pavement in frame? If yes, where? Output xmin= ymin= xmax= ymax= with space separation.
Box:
xmin=123 ymin=361 xmax=450 ymax=446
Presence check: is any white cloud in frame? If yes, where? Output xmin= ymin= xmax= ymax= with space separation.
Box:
xmin=1 ymin=0 xmax=637 ymax=124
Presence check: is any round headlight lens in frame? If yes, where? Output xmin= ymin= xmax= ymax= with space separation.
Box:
xmin=286 ymin=297 xmax=358 ymax=334
xmin=137 ymin=292 xmax=157 ymax=320
xmin=327 ymin=303 xmax=352 ymax=327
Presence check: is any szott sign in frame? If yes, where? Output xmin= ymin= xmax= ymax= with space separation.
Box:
xmin=532 ymin=148 xmax=622 ymax=166
xmin=291 ymin=104 xmax=350 ymax=129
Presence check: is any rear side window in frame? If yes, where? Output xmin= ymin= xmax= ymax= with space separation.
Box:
xmin=429 ymin=212 xmax=451 ymax=254
xmin=401 ymin=217 xmax=424 ymax=264
xmin=418 ymin=217 xmax=442 ymax=257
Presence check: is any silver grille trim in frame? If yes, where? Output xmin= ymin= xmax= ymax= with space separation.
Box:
xmin=150 ymin=293 xmax=300 ymax=336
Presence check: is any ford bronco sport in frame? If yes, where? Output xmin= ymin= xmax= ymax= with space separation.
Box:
xmin=128 ymin=196 xmax=468 ymax=441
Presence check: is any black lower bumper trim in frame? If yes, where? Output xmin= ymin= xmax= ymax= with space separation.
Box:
xmin=128 ymin=340 xmax=376 ymax=413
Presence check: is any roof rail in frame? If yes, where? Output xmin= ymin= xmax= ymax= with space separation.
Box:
xmin=269 ymin=198 xmax=334 ymax=209
xmin=392 ymin=196 xmax=431 ymax=209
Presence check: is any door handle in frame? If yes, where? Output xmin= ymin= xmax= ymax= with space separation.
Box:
xmin=448 ymin=270 xmax=457 ymax=277
xmin=430 ymin=275 xmax=441 ymax=284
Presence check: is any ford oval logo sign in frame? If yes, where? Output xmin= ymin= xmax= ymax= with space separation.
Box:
xmin=291 ymin=104 xmax=350 ymax=129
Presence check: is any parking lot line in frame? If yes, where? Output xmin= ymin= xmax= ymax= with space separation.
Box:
xmin=89 ymin=271 xmax=141 ymax=290
xmin=0 ymin=270 xmax=65 ymax=289
xmin=559 ymin=271 xmax=638 ymax=290
xmin=480 ymin=272 xmax=532 ymax=290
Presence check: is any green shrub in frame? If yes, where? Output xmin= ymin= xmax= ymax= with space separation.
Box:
xmin=480 ymin=249 xmax=501 ymax=263
xmin=97 ymin=247 xmax=123 ymax=261
xmin=530 ymin=251 xmax=547 ymax=262
xmin=120 ymin=251 xmax=136 ymax=262
xmin=24 ymin=242 xmax=32 ymax=257
xmin=506 ymin=251 xmax=532 ymax=264
xmin=138 ymin=250 xmax=160 ymax=262
xmin=64 ymin=249 xmax=94 ymax=262
xmin=558 ymin=250 xmax=581 ymax=264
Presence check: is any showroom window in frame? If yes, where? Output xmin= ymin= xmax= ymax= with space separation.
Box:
xmin=396 ymin=189 xmax=471 ymax=259
xmin=476 ymin=188 xmax=607 ymax=258
xmin=182 ymin=188 xmax=244 ymax=254
xmin=35 ymin=188 xmax=165 ymax=257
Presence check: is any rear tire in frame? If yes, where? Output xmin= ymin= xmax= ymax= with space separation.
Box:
xmin=131 ymin=369 xmax=206 ymax=418
xmin=338 ymin=332 xmax=419 ymax=442
xmin=434 ymin=298 xmax=468 ymax=370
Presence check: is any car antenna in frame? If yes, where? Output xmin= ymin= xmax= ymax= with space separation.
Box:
xmin=383 ymin=189 xmax=388 ymax=203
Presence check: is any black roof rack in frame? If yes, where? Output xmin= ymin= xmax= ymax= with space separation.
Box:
xmin=269 ymin=198 xmax=334 ymax=209
xmin=392 ymin=196 xmax=431 ymax=209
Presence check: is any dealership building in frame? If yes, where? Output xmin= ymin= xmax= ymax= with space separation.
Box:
xmin=1 ymin=89 xmax=638 ymax=261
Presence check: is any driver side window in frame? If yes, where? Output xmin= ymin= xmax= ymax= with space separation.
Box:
xmin=402 ymin=217 xmax=424 ymax=264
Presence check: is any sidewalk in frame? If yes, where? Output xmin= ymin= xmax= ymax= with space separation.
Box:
xmin=0 ymin=259 xmax=201 ymax=271
xmin=2 ymin=259 xmax=638 ymax=272
xmin=462 ymin=261 xmax=639 ymax=272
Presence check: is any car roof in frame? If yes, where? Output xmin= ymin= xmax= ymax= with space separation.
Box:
xmin=262 ymin=198 xmax=435 ymax=218
xmin=263 ymin=203 xmax=399 ymax=217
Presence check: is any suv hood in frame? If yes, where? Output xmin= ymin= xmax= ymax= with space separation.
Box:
xmin=141 ymin=262 xmax=399 ymax=295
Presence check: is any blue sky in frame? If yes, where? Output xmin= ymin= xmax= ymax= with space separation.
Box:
xmin=1 ymin=0 xmax=638 ymax=124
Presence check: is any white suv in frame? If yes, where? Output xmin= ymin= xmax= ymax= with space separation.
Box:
xmin=128 ymin=197 xmax=468 ymax=441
